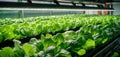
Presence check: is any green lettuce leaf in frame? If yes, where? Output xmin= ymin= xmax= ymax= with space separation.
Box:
xmin=22 ymin=43 xmax=36 ymax=57
xmin=0 ymin=47 xmax=14 ymax=57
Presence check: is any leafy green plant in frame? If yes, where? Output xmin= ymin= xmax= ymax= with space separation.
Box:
xmin=112 ymin=52 xmax=119 ymax=57
xmin=0 ymin=15 xmax=120 ymax=57
xmin=0 ymin=47 xmax=14 ymax=57
xmin=13 ymin=40 xmax=25 ymax=57
xmin=22 ymin=43 xmax=36 ymax=57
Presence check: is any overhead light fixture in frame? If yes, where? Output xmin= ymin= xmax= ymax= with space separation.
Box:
xmin=0 ymin=8 xmax=115 ymax=11
xmin=0 ymin=1 xmax=114 ymax=11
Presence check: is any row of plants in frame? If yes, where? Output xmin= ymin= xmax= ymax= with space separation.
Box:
xmin=0 ymin=14 xmax=90 ymax=26
xmin=0 ymin=31 xmax=95 ymax=57
xmin=0 ymin=15 xmax=120 ymax=43
xmin=0 ymin=15 xmax=120 ymax=57
xmin=0 ymin=16 xmax=57 ymax=26
xmin=0 ymin=14 xmax=101 ymax=26
xmin=0 ymin=29 xmax=114 ymax=57
xmin=0 ymin=15 xmax=82 ymax=43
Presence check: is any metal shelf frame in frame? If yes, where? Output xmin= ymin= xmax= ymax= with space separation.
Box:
xmin=93 ymin=37 xmax=120 ymax=57
xmin=0 ymin=1 xmax=114 ymax=11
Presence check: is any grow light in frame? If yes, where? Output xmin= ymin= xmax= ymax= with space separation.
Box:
xmin=0 ymin=1 xmax=114 ymax=11
xmin=0 ymin=8 xmax=115 ymax=11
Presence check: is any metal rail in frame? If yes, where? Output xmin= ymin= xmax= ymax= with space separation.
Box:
xmin=93 ymin=37 xmax=120 ymax=57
